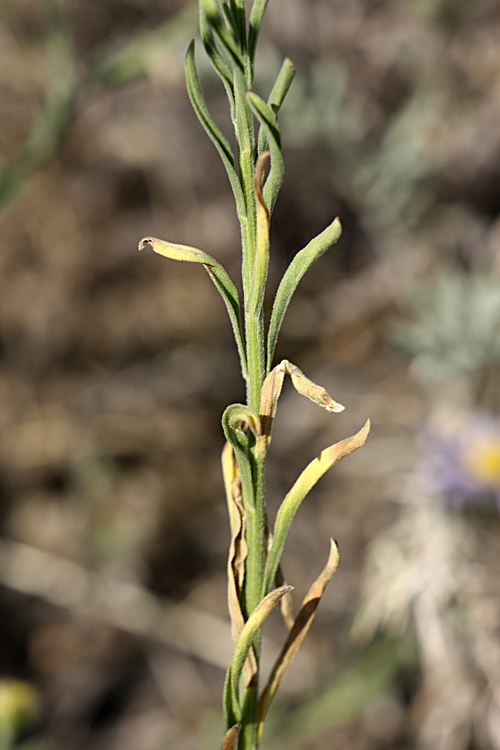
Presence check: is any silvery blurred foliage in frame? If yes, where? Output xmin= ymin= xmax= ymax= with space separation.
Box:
xmin=391 ymin=272 xmax=500 ymax=380
xmin=353 ymin=474 xmax=500 ymax=750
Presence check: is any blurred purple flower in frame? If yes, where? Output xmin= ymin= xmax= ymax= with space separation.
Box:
xmin=421 ymin=413 xmax=500 ymax=511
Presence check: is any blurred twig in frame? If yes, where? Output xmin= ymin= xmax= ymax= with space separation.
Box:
xmin=0 ymin=536 xmax=233 ymax=669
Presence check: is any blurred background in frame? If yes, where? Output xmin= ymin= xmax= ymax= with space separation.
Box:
xmin=1 ymin=0 xmax=500 ymax=748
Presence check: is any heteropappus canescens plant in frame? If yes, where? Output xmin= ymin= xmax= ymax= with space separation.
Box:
xmin=139 ymin=2 xmax=370 ymax=748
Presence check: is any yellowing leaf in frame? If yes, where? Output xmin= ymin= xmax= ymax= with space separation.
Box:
xmin=263 ymin=420 xmax=370 ymax=595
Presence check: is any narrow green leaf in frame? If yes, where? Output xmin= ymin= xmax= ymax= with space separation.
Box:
xmin=201 ymin=0 xmax=245 ymax=73
xmin=257 ymin=58 xmax=296 ymax=155
xmin=138 ymin=237 xmax=247 ymax=380
xmin=246 ymin=92 xmax=283 ymax=215
xmin=228 ymin=586 xmax=293 ymax=711
xmin=248 ymin=0 xmax=270 ymax=73
xmin=263 ymin=420 xmax=370 ymax=596
xmin=185 ymin=41 xmax=246 ymax=222
xmin=229 ymin=0 xmax=248 ymax=58
xmin=246 ymin=152 xmax=270 ymax=317
xmin=199 ymin=6 xmax=235 ymax=107
xmin=267 ymin=217 xmax=342 ymax=371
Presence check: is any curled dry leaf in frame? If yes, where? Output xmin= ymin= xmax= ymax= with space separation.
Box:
xmin=221 ymin=723 xmax=242 ymax=750
xmin=257 ymin=540 xmax=340 ymax=746
xmin=221 ymin=442 xmax=257 ymax=686
xmin=258 ymin=360 xmax=344 ymax=454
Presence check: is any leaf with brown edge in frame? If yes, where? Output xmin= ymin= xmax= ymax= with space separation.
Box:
xmin=221 ymin=442 xmax=257 ymax=687
xmin=256 ymin=540 xmax=340 ymax=746
xmin=221 ymin=723 xmax=242 ymax=750
xmin=258 ymin=360 xmax=344 ymax=456
xmin=263 ymin=419 xmax=370 ymax=596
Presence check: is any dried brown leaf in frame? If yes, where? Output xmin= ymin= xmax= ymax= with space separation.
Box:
xmin=221 ymin=723 xmax=242 ymax=750
xmin=257 ymin=540 xmax=340 ymax=745
xmin=258 ymin=360 xmax=344 ymax=454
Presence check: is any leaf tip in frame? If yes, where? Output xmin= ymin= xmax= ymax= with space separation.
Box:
xmin=138 ymin=237 xmax=153 ymax=252
xmin=221 ymin=723 xmax=242 ymax=750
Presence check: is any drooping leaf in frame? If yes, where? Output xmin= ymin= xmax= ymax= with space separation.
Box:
xmin=257 ymin=360 xmax=345 ymax=456
xmin=263 ymin=420 xmax=370 ymax=596
xmin=257 ymin=540 xmax=340 ymax=745
xmin=267 ymin=218 xmax=342 ymax=371
xmin=139 ymin=236 xmax=247 ymax=379
xmin=246 ymin=92 xmax=283 ymax=214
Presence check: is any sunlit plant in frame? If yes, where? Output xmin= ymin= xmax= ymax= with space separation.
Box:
xmin=139 ymin=2 xmax=369 ymax=748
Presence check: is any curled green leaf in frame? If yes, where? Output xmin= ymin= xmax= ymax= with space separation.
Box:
xmin=263 ymin=420 xmax=370 ymax=596
xmin=138 ymin=236 xmax=247 ymax=380
xmin=267 ymin=217 xmax=342 ymax=372
xmin=222 ymin=404 xmax=261 ymax=514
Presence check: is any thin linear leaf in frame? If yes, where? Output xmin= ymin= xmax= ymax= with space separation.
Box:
xmin=185 ymin=41 xmax=246 ymax=222
xmin=257 ymin=539 xmax=340 ymax=746
xmin=258 ymin=58 xmax=296 ymax=155
xmin=138 ymin=236 xmax=247 ymax=379
xmin=229 ymin=0 xmax=247 ymax=59
xmin=221 ymin=724 xmax=242 ymax=750
xmin=248 ymin=0 xmax=270 ymax=73
xmin=199 ymin=6 xmax=235 ymax=107
xmin=263 ymin=420 xmax=370 ymax=596
xmin=257 ymin=359 xmax=345 ymax=456
xmin=224 ymin=585 xmax=293 ymax=718
xmin=201 ymin=0 xmax=244 ymax=72
xmin=267 ymin=217 xmax=342 ymax=371
xmin=247 ymin=92 xmax=283 ymax=214
xmin=247 ymin=151 xmax=270 ymax=316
